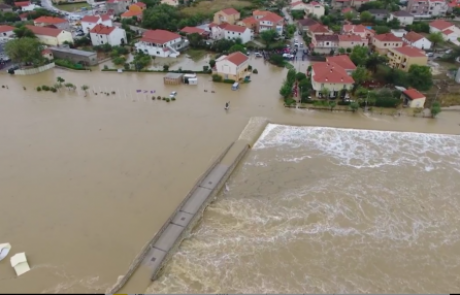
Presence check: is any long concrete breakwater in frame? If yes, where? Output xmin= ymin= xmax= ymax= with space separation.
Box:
xmin=108 ymin=117 xmax=269 ymax=294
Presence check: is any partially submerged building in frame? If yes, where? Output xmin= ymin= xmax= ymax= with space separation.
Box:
xmin=49 ymin=46 xmax=98 ymax=66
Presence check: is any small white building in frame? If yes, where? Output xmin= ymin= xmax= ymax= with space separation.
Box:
xmin=0 ymin=25 xmax=15 ymax=38
xmin=214 ymin=51 xmax=250 ymax=81
xmin=90 ymin=24 xmax=127 ymax=46
xmin=389 ymin=11 xmax=414 ymax=26
xmin=81 ymin=15 xmax=113 ymax=33
xmin=15 ymin=1 xmax=39 ymax=11
xmin=402 ymin=31 xmax=432 ymax=50
xmin=429 ymin=19 xmax=460 ymax=42
xmin=135 ymin=29 xmax=186 ymax=58
xmin=390 ymin=29 xmax=407 ymax=38
xmin=402 ymin=88 xmax=426 ymax=108
xmin=223 ymin=23 xmax=253 ymax=44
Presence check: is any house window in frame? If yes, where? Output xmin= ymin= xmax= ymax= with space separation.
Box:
xmin=156 ymin=51 xmax=160 ymax=54
xmin=384 ymin=43 xmax=387 ymax=46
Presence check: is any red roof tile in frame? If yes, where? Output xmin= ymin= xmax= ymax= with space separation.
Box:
xmin=14 ymin=1 xmax=30 ymax=7
xmin=221 ymin=8 xmax=239 ymax=15
xmin=310 ymin=24 xmax=330 ymax=33
xmin=223 ymin=23 xmax=246 ymax=33
xmin=34 ymin=16 xmax=67 ymax=24
xmin=342 ymin=7 xmax=354 ymax=13
xmin=180 ymin=26 xmax=205 ymax=34
xmin=312 ymin=62 xmax=354 ymax=83
xmin=225 ymin=51 xmax=248 ymax=66
xmin=25 ymin=25 xmax=62 ymax=37
xmin=403 ymin=88 xmax=425 ymax=100
xmin=134 ymin=2 xmax=146 ymax=7
xmin=403 ymin=31 xmax=424 ymax=43
xmin=121 ymin=10 xmax=142 ymax=17
xmin=374 ymin=33 xmax=402 ymax=42
xmin=291 ymin=1 xmax=306 ymax=7
xmin=82 ymin=15 xmax=100 ymax=23
xmin=338 ymin=34 xmax=362 ymax=42
xmin=326 ymin=55 xmax=356 ymax=70
xmin=241 ymin=16 xmax=257 ymax=25
xmin=101 ymin=14 xmax=111 ymax=21
xmin=140 ymin=29 xmax=181 ymax=44
xmin=430 ymin=20 xmax=453 ymax=31
xmin=0 ymin=25 xmax=14 ymax=33
xmin=90 ymin=24 xmax=115 ymax=35
xmin=392 ymin=46 xmax=426 ymax=57
xmin=260 ymin=12 xmax=283 ymax=23
xmin=442 ymin=29 xmax=454 ymax=35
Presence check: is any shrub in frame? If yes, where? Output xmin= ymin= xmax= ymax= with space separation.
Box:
xmin=165 ymin=98 xmax=170 ymax=102
xmin=223 ymin=79 xmax=236 ymax=84
xmin=171 ymin=97 xmax=176 ymax=101
xmin=252 ymin=69 xmax=258 ymax=74
xmin=111 ymin=91 xmax=116 ymax=94
xmin=50 ymin=87 xmax=57 ymax=93
xmin=152 ymin=96 xmax=155 ymax=100
xmin=338 ymin=101 xmax=351 ymax=106
xmin=248 ymin=65 xmax=253 ymax=70
xmin=212 ymin=74 xmax=222 ymax=82
xmin=157 ymin=96 xmax=161 ymax=100
xmin=42 ymin=85 xmax=50 ymax=91
xmin=103 ymin=65 xmax=108 ymax=70
xmin=162 ymin=97 xmax=166 ymax=100
xmin=36 ymin=86 xmax=41 ymax=91
xmin=284 ymin=98 xmax=296 ymax=106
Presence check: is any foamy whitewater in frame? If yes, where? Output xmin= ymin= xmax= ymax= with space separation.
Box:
xmin=146 ymin=124 xmax=460 ymax=293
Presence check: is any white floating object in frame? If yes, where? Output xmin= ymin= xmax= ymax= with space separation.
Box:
xmin=10 ymin=252 xmax=30 ymax=276
xmin=0 ymin=243 xmax=12 ymax=262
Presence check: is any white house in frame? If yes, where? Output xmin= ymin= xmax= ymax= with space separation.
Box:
xmin=90 ymin=24 xmax=127 ymax=46
xmin=429 ymin=19 xmax=460 ymax=42
xmin=258 ymin=11 xmax=284 ymax=35
xmin=214 ymin=51 xmax=250 ymax=81
xmin=223 ymin=23 xmax=253 ymax=44
xmin=389 ymin=11 xmax=414 ymax=26
xmin=290 ymin=1 xmax=309 ymax=10
xmin=0 ymin=25 xmax=15 ymax=39
xmin=81 ymin=15 xmax=113 ymax=33
xmin=135 ymin=29 xmax=187 ymax=58
xmin=304 ymin=1 xmax=325 ymax=18
xmin=14 ymin=1 xmax=39 ymax=11
xmin=403 ymin=31 xmax=432 ymax=50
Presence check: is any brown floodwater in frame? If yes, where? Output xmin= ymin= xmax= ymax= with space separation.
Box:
xmin=0 ymin=57 xmax=459 ymax=293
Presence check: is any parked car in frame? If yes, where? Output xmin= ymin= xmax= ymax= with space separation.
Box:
xmin=169 ymin=91 xmax=177 ymax=98
xmin=255 ymin=52 xmax=263 ymax=58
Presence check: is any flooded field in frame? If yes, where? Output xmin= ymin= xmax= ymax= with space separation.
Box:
xmin=0 ymin=57 xmax=460 ymax=293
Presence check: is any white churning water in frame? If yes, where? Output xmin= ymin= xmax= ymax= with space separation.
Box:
xmin=146 ymin=124 xmax=460 ymax=293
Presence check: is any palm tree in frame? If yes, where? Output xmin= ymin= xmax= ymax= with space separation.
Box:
xmin=81 ymin=85 xmax=89 ymax=97
xmin=427 ymin=32 xmax=444 ymax=53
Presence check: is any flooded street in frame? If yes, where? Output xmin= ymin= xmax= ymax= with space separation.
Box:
xmin=0 ymin=56 xmax=459 ymax=293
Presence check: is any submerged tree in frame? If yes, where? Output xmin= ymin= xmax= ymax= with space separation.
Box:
xmin=81 ymin=85 xmax=89 ymax=96
xmin=4 ymin=37 xmax=44 ymax=66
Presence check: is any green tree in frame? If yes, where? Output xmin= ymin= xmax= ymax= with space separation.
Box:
xmin=296 ymin=72 xmax=307 ymax=81
xmin=291 ymin=10 xmax=305 ymax=20
xmin=163 ymin=64 xmax=169 ymax=71
xmin=344 ymin=11 xmax=354 ymax=21
xmin=360 ymin=11 xmax=373 ymax=23
xmin=408 ymin=65 xmax=432 ymax=91
xmin=320 ymin=87 xmax=330 ymax=99
xmin=260 ymin=29 xmax=278 ymax=48
xmin=349 ymin=101 xmax=360 ymax=112
xmin=338 ymin=47 xmax=346 ymax=54
xmin=386 ymin=18 xmax=400 ymax=29
xmin=279 ymin=83 xmax=292 ymax=98
xmin=287 ymin=69 xmax=296 ymax=84
xmin=187 ymin=33 xmax=203 ymax=48
xmin=453 ymin=7 xmax=460 ymax=16
xmin=350 ymin=45 xmax=368 ymax=66
xmin=13 ymin=26 xmax=35 ymax=38
xmin=4 ymin=37 xmax=44 ymax=66
xmin=365 ymin=53 xmax=388 ymax=73
xmin=228 ymin=43 xmax=246 ymax=54
xmin=374 ymin=26 xmax=391 ymax=34
xmin=430 ymin=101 xmax=441 ymax=118
xmin=209 ymin=59 xmax=216 ymax=68
xmin=269 ymin=54 xmax=284 ymax=66
xmin=352 ymin=66 xmax=370 ymax=86
xmin=132 ymin=50 xmax=151 ymax=70
xmin=57 ymin=76 xmax=65 ymax=85
xmin=427 ymin=32 xmax=444 ymax=52
xmin=81 ymin=85 xmax=89 ymax=96
xmin=329 ymin=101 xmax=337 ymax=111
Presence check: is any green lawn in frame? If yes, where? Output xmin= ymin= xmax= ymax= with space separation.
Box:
xmin=54 ymin=2 xmax=91 ymax=12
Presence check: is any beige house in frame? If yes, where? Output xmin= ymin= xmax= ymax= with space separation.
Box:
xmin=290 ymin=1 xmax=325 ymax=17
xmin=326 ymin=55 xmax=356 ymax=75
xmin=372 ymin=33 xmax=403 ymax=54
xmin=387 ymin=46 xmax=428 ymax=72
xmin=213 ymin=8 xmax=240 ymax=25
xmin=307 ymin=24 xmax=333 ymax=38
xmin=401 ymin=88 xmax=426 ymax=108
xmin=311 ymin=61 xmax=355 ymax=97
xmin=341 ymin=24 xmax=375 ymax=44
xmin=338 ymin=34 xmax=366 ymax=50
xmin=26 ymin=25 xmax=73 ymax=46
xmin=214 ymin=51 xmax=250 ymax=81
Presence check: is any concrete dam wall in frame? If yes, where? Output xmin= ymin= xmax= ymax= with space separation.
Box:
xmin=108 ymin=117 xmax=269 ymax=294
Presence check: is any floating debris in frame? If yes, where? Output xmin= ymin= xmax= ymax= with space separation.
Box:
xmin=10 ymin=252 xmax=30 ymax=276
xmin=0 ymin=243 xmax=12 ymax=262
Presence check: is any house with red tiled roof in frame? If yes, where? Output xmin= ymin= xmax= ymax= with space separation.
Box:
xmin=106 ymin=0 xmax=138 ymax=14
xmin=407 ymin=0 xmax=447 ymax=18
xmin=307 ymin=23 xmax=332 ymax=38
xmin=256 ymin=11 xmax=284 ymax=35
xmin=0 ymin=3 xmax=13 ymax=12
xmin=341 ymin=24 xmax=374 ymax=44
xmin=81 ymin=14 xmax=113 ymax=32
xmin=0 ymin=25 xmax=15 ymax=38
xmin=311 ymin=34 xmax=339 ymax=54
xmin=429 ymin=19 xmax=460 ymax=43
xmin=90 ymin=24 xmax=127 ymax=46
xmin=372 ymin=33 xmax=403 ymax=54
xmin=26 ymin=25 xmax=74 ymax=46
xmin=135 ymin=29 xmax=186 ymax=58
xmin=41 ymin=48 xmax=53 ymax=60
xmin=223 ymin=23 xmax=253 ymax=43
xmin=237 ymin=16 xmax=258 ymax=32
xmin=388 ymin=11 xmax=414 ymax=26
xmin=388 ymin=46 xmax=428 ymax=71
xmin=34 ymin=16 xmax=69 ymax=31
xmin=214 ymin=51 xmax=250 ymax=81
xmin=214 ymin=8 xmax=240 ymax=25
xmin=338 ymin=34 xmax=367 ymax=50
xmin=401 ymin=88 xmax=426 ymax=108
xmin=291 ymin=1 xmax=325 ymax=17
xmin=180 ymin=26 xmax=206 ymax=36
xmin=331 ymin=0 xmax=370 ymax=10
xmin=402 ymin=31 xmax=431 ymax=50
xmin=297 ymin=18 xmax=319 ymax=34
xmin=121 ymin=9 xmax=143 ymax=20
xmin=326 ymin=55 xmax=356 ymax=74
xmin=14 ymin=1 xmax=38 ymax=11
xmin=311 ymin=61 xmax=355 ymax=97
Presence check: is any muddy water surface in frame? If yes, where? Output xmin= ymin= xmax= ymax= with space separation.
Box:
xmin=0 ymin=57 xmax=459 ymax=293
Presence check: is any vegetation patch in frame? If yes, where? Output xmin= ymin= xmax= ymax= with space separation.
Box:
xmin=186 ymin=48 xmax=208 ymax=61
xmin=54 ymin=2 xmax=91 ymax=12
xmin=181 ymin=0 xmax=252 ymax=16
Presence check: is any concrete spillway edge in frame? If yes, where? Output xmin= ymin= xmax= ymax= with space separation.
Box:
xmin=107 ymin=117 xmax=269 ymax=294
